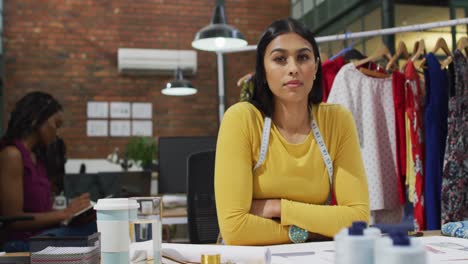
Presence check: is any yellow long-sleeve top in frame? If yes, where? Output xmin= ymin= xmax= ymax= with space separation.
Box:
xmin=215 ymin=102 xmax=370 ymax=246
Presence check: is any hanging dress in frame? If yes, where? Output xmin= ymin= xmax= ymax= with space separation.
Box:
xmin=322 ymin=56 xmax=346 ymax=102
xmin=328 ymin=63 xmax=402 ymax=224
xmin=405 ymin=60 xmax=426 ymax=231
xmin=392 ymin=70 xmax=407 ymax=205
xmin=424 ymin=53 xmax=449 ymax=230
xmin=441 ymin=49 xmax=468 ymax=224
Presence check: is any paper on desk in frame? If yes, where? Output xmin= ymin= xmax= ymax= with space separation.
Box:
xmin=417 ymin=236 xmax=468 ymax=264
xmin=162 ymin=243 xmax=270 ymax=264
xmin=267 ymin=241 xmax=335 ymax=264
xmin=134 ymin=236 xmax=468 ymax=264
xmin=132 ymin=241 xmax=334 ymax=264
xmin=34 ymin=246 xmax=98 ymax=255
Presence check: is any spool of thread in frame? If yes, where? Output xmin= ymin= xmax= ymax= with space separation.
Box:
xmin=374 ymin=231 xmax=426 ymax=264
xmin=334 ymin=221 xmax=381 ymax=264
xmin=201 ymin=253 xmax=221 ymax=264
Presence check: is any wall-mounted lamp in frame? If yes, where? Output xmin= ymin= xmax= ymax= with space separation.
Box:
xmin=192 ymin=4 xmax=247 ymax=51
xmin=162 ymin=68 xmax=197 ymax=96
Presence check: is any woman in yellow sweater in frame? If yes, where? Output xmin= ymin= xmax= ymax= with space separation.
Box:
xmin=214 ymin=18 xmax=370 ymax=246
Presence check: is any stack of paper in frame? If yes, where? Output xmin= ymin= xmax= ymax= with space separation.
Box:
xmin=31 ymin=246 xmax=99 ymax=264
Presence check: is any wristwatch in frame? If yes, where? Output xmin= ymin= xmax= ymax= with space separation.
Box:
xmin=288 ymin=225 xmax=308 ymax=243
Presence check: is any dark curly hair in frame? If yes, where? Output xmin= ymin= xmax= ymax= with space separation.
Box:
xmin=249 ymin=18 xmax=323 ymax=117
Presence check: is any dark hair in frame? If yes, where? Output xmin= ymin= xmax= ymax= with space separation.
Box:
xmin=249 ymin=18 xmax=323 ymax=117
xmin=3 ymin=91 xmax=63 ymax=142
xmin=1 ymin=92 xmax=65 ymax=187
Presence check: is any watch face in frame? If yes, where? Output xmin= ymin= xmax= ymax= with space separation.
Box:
xmin=289 ymin=225 xmax=308 ymax=243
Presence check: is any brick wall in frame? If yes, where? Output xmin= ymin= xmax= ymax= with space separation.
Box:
xmin=2 ymin=0 xmax=289 ymax=158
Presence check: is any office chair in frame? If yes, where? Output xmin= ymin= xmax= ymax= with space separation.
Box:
xmin=186 ymin=150 xmax=220 ymax=244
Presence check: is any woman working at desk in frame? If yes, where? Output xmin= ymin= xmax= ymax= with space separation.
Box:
xmin=215 ymin=18 xmax=370 ymax=245
xmin=0 ymin=92 xmax=95 ymax=252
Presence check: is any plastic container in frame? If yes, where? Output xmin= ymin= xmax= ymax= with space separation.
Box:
xmin=129 ymin=197 xmax=162 ymax=264
xmin=374 ymin=231 xmax=426 ymax=264
xmin=94 ymin=198 xmax=139 ymax=264
xmin=334 ymin=221 xmax=381 ymax=264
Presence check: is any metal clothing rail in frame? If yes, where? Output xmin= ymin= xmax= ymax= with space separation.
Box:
xmin=219 ymin=18 xmax=468 ymax=54
xmin=214 ymin=17 xmax=468 ymax=122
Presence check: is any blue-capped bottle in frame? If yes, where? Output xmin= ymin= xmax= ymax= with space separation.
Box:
xmin=374 ymin=230 xmax=426 ymax=264
xmin=334 ymin=221 xmax=381 ymax=264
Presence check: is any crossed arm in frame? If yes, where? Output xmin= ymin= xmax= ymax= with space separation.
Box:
xmin=214 ymin=104 xmax=370 ymax=245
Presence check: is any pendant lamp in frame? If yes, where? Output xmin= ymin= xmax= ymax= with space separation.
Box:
xmin=192 ymin=4 xmax=247 ymax=51
xmin=162 ymin=68 xmax=197 ymax=96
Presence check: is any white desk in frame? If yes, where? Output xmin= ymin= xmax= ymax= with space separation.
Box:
xmin=3 ymin=235 xmax=468 ymax=264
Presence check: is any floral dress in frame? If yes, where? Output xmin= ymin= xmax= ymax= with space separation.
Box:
xmin=405 ymin=60 xmax=426 ymax=231
xmin=441 ymin=49 xmax=468 ymax=224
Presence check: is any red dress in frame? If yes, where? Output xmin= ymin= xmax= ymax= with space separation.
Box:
xmin=405 ymin=60 xmax=425 ymax=231
xmin=322 ymin=56 xmax=346 ymax=102
xmin=392 ymin=70 xmax=407 ymax=205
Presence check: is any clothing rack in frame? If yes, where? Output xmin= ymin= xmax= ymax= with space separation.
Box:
xmin=214 ymin=18 xmax=468 ymax=122
xmin=219 ymin=18 xmax=468 ymax=54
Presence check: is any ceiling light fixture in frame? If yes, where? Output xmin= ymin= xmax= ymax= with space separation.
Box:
xmin=192 ymin=4 xmax=247 ymax=51
xmin=162 ymin=68 xmax=197 ymax=96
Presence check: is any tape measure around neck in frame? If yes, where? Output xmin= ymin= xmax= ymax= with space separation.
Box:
xmin=253 ymin=117 xmax=334 ymax=187
xmin=253 ymin=117 xmax=271 ymax=171
xmin=311 ymin=118 xmax=334 ymax=185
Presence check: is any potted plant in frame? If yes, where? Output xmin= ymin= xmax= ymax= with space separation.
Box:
xmin=125 ymin=137 xmax=158 ymax=171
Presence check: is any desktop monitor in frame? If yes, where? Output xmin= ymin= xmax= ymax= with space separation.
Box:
xmin=64 ymin=171 xmax=151 ymax=201
xmin=98 ymin=171 xmax=152 ymax=198
xmin=64 ymin=173 xmax=119 ymax=202
xmin=158 ymin=136 xmax=216 ymax=194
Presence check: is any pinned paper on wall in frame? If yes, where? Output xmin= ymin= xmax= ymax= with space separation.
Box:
xmin=110 ymin=102 xmax=131 ymax=118
xmin=110 ymin=120 xmax=131 ymax=136
xmin=132 ymin=121 xmax=153 ymax=136
xmin=87 ymin=102 xmax=108 ymax=118
xmin=87 ymin=120 xmax=108 ymax=137
xmin=132 ymin=103 xmax=153 ymax=119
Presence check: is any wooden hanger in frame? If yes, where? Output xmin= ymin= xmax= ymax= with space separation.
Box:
xmin=354 ymin=43 xmax=393 ymax=68
xmin=411 ymin=39 xmax=426 ymax=61
xmin=359 ymin=67 xmax=391 ymax=78
xmin=386 ymin=41 xmax=410 ymax=71
xmin=432 ymin=37 xmax=452 ymax=56
xmin=457 ymin=36 xmax=468 ymax=57
xmin=420 ymin=37 xmax=452 ymax=70
xmin=354 ymin=44 xmax=392 ymax=78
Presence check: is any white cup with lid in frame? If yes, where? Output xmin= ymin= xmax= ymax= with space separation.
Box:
xmin=94 ymin=198 xmax=139 ymax=264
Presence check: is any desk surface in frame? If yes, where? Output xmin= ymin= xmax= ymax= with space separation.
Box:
xmin=0 ymin=230 xmax=445 ymax=264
